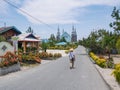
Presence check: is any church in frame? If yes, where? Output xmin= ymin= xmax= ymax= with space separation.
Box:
xmin=56 ymin=26 xmax=77 ymax=43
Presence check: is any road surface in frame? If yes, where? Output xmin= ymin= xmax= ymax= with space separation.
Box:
xmin=0 ymin=46 xmax=110 ymax=90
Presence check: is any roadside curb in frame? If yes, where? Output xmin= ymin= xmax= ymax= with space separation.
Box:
xmin=87 ymin=54 xmax=114 ymax=90
xmin=89 ymin=57 xmax=96 ymax=64
xmin=94 ymin=65 xmax=113 ymax=90
xmin=94 ymin=65 xmax=120 ymax=90
xmin=87 ymin=53 xmax=120 ymax=90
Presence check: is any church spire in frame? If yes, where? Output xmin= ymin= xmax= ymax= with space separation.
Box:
xmin=72 ymin=25 xmax=75 ymax=31
xmin=71 ymin=25 xmax=77 ymax=42
xmin=62 ymin=29 xmax=64 ymax=34
xmin=56 ymin=26 xmax=60 ymax=41
xmin=58 ymin=25 xmax=60 ymax=31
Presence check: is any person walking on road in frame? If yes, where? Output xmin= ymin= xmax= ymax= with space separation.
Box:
xmin=69 ymin=48 xmax=75 ymax=69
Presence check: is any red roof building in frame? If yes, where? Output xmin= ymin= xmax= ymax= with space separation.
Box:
xmin=0 ymin=26 xmax=21 ymax=41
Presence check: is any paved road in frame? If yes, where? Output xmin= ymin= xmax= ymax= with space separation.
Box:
xmin=0 ymin=46 xmax=110 ymax=90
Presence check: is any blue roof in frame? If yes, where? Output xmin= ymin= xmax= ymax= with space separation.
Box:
xmin=61 ymin=32 xmax=71 ymax=42
xmin=0 ymin=26 xmax=21 ymax=34
xmin=55 ymin=42 xmax=67 ymax=45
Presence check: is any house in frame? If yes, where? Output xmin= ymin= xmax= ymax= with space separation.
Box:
xmin=0 ymin=26 xmax=40 ymax=54
xmin=17 ymin=33 xmax=40 ymax=53
xmin=61 ymin=31 xmax=71 ymax=42
xmin=0 ymin=26 xmax=21 ymax=42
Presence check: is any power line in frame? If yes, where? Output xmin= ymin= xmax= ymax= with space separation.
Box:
xmin=3 ymin=0 xmax=55 ymax=30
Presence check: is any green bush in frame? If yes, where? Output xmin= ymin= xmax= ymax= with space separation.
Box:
xmin=65 ymin=50 xmax=69 ymax=54
xmin=96 ymin=59 xmax=106 ymax=68
xmin=48 ymin=53 xmax=53 ymax=57
xmin=90 ymin=52 xmax=107 ymax=68
xmin=112 ymin=64 xmax=120 ymax=84
xmin=48 ymin=44 xmax=78 ymax=50
xmin=39 ymin=52 xmax=48 ymax=58
xmin=21 ymin=53 xmax=39 ymax=64
xmin=106 ymin=58 xmax=114 ymax=68
xmin=54 ymin=53 xmax=62 ymax=58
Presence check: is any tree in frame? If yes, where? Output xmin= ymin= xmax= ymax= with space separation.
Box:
xmin=103 ymin=32 xmax=114 ymax=58
xmin=109 ymin=7 xmax=120 ymax=54
xmin=116 ymin=39 xmax=120 ymax=53
xmin=110 ymin=7 xmax=120 ymax=33
xmin=60 ymin=37 xmax=66 ymax=42
xmin=41 ymin=41 xmax=48 ymax=52
xmin=26 ymin=26 xmax=33 ymax=33
xmin=48 ymin=34 xmax=56 ymax=47
xmin=49 ymin=34 xmax=56 ymax=42
xmin=80 ymin=29 xmax=116 ymax=55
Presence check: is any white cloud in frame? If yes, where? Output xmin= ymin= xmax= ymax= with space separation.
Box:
xmin=18 ymin=0 xmax=80 ymax=24
xmin=18 ymin=0 xmax=120 ymax=24
xmin=1 ymin=0 xmax=120 ymax=24
xmin=77 ymin=0 xmax=120 ymax=7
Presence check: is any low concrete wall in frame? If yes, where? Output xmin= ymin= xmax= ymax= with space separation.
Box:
xmin=0 ymin=62 xmax=21 ymax=76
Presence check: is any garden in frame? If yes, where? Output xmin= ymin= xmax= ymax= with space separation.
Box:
xmin=79 ymin=7 xmax=120 ymax=84
xmin=0 ymin=49 xmax=63 ymax=75
xmin=0 ymin=51 xmax=21 ymax=75
xmin=89 ymin=52 xmax=120 ymax=84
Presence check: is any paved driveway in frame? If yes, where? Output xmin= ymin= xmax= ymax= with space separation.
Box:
xmin=0 ymin=46 xmax=110 ymax=90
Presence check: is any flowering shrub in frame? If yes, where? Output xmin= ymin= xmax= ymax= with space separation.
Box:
xmin=89 ymin=52 xmax=107 ymax=68
xmin=112 ymin=63 xmax=120 ymax=84
xmin=21 ymin=52 xmax=41 ymax=64
xmin=0 ymin=52 xmax=19 ymax=68
xmin=54 ymin=53 xmax=62 ymax=58
xmin=39 ymin=52 xmax=48 ymax=58
xmin=48 ymin=53 xmax=53 ymax=57
xmin=39 ymin=52 xmax=62 ymax=59
xmin=96 ymin=59 xmax=106 ymax=68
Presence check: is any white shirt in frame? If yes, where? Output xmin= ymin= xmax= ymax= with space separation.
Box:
xmin=69 ymin=51 xmax=74 ymax=60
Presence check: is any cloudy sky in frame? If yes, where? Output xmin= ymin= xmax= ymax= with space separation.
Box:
xmin=0 ymin=0 xmax=120 ymax=39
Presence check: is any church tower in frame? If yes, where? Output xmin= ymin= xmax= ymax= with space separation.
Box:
xmin=71 ymin=25 xmax=77 ymax=42
xmin=74 ymin=28 xmax=77 ymax=42
xmin=56 ymin=26 xmax=60 ymax=41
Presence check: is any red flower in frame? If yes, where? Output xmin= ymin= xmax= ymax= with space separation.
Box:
xmin=3 ymin=61 xmax=9 ymax=66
